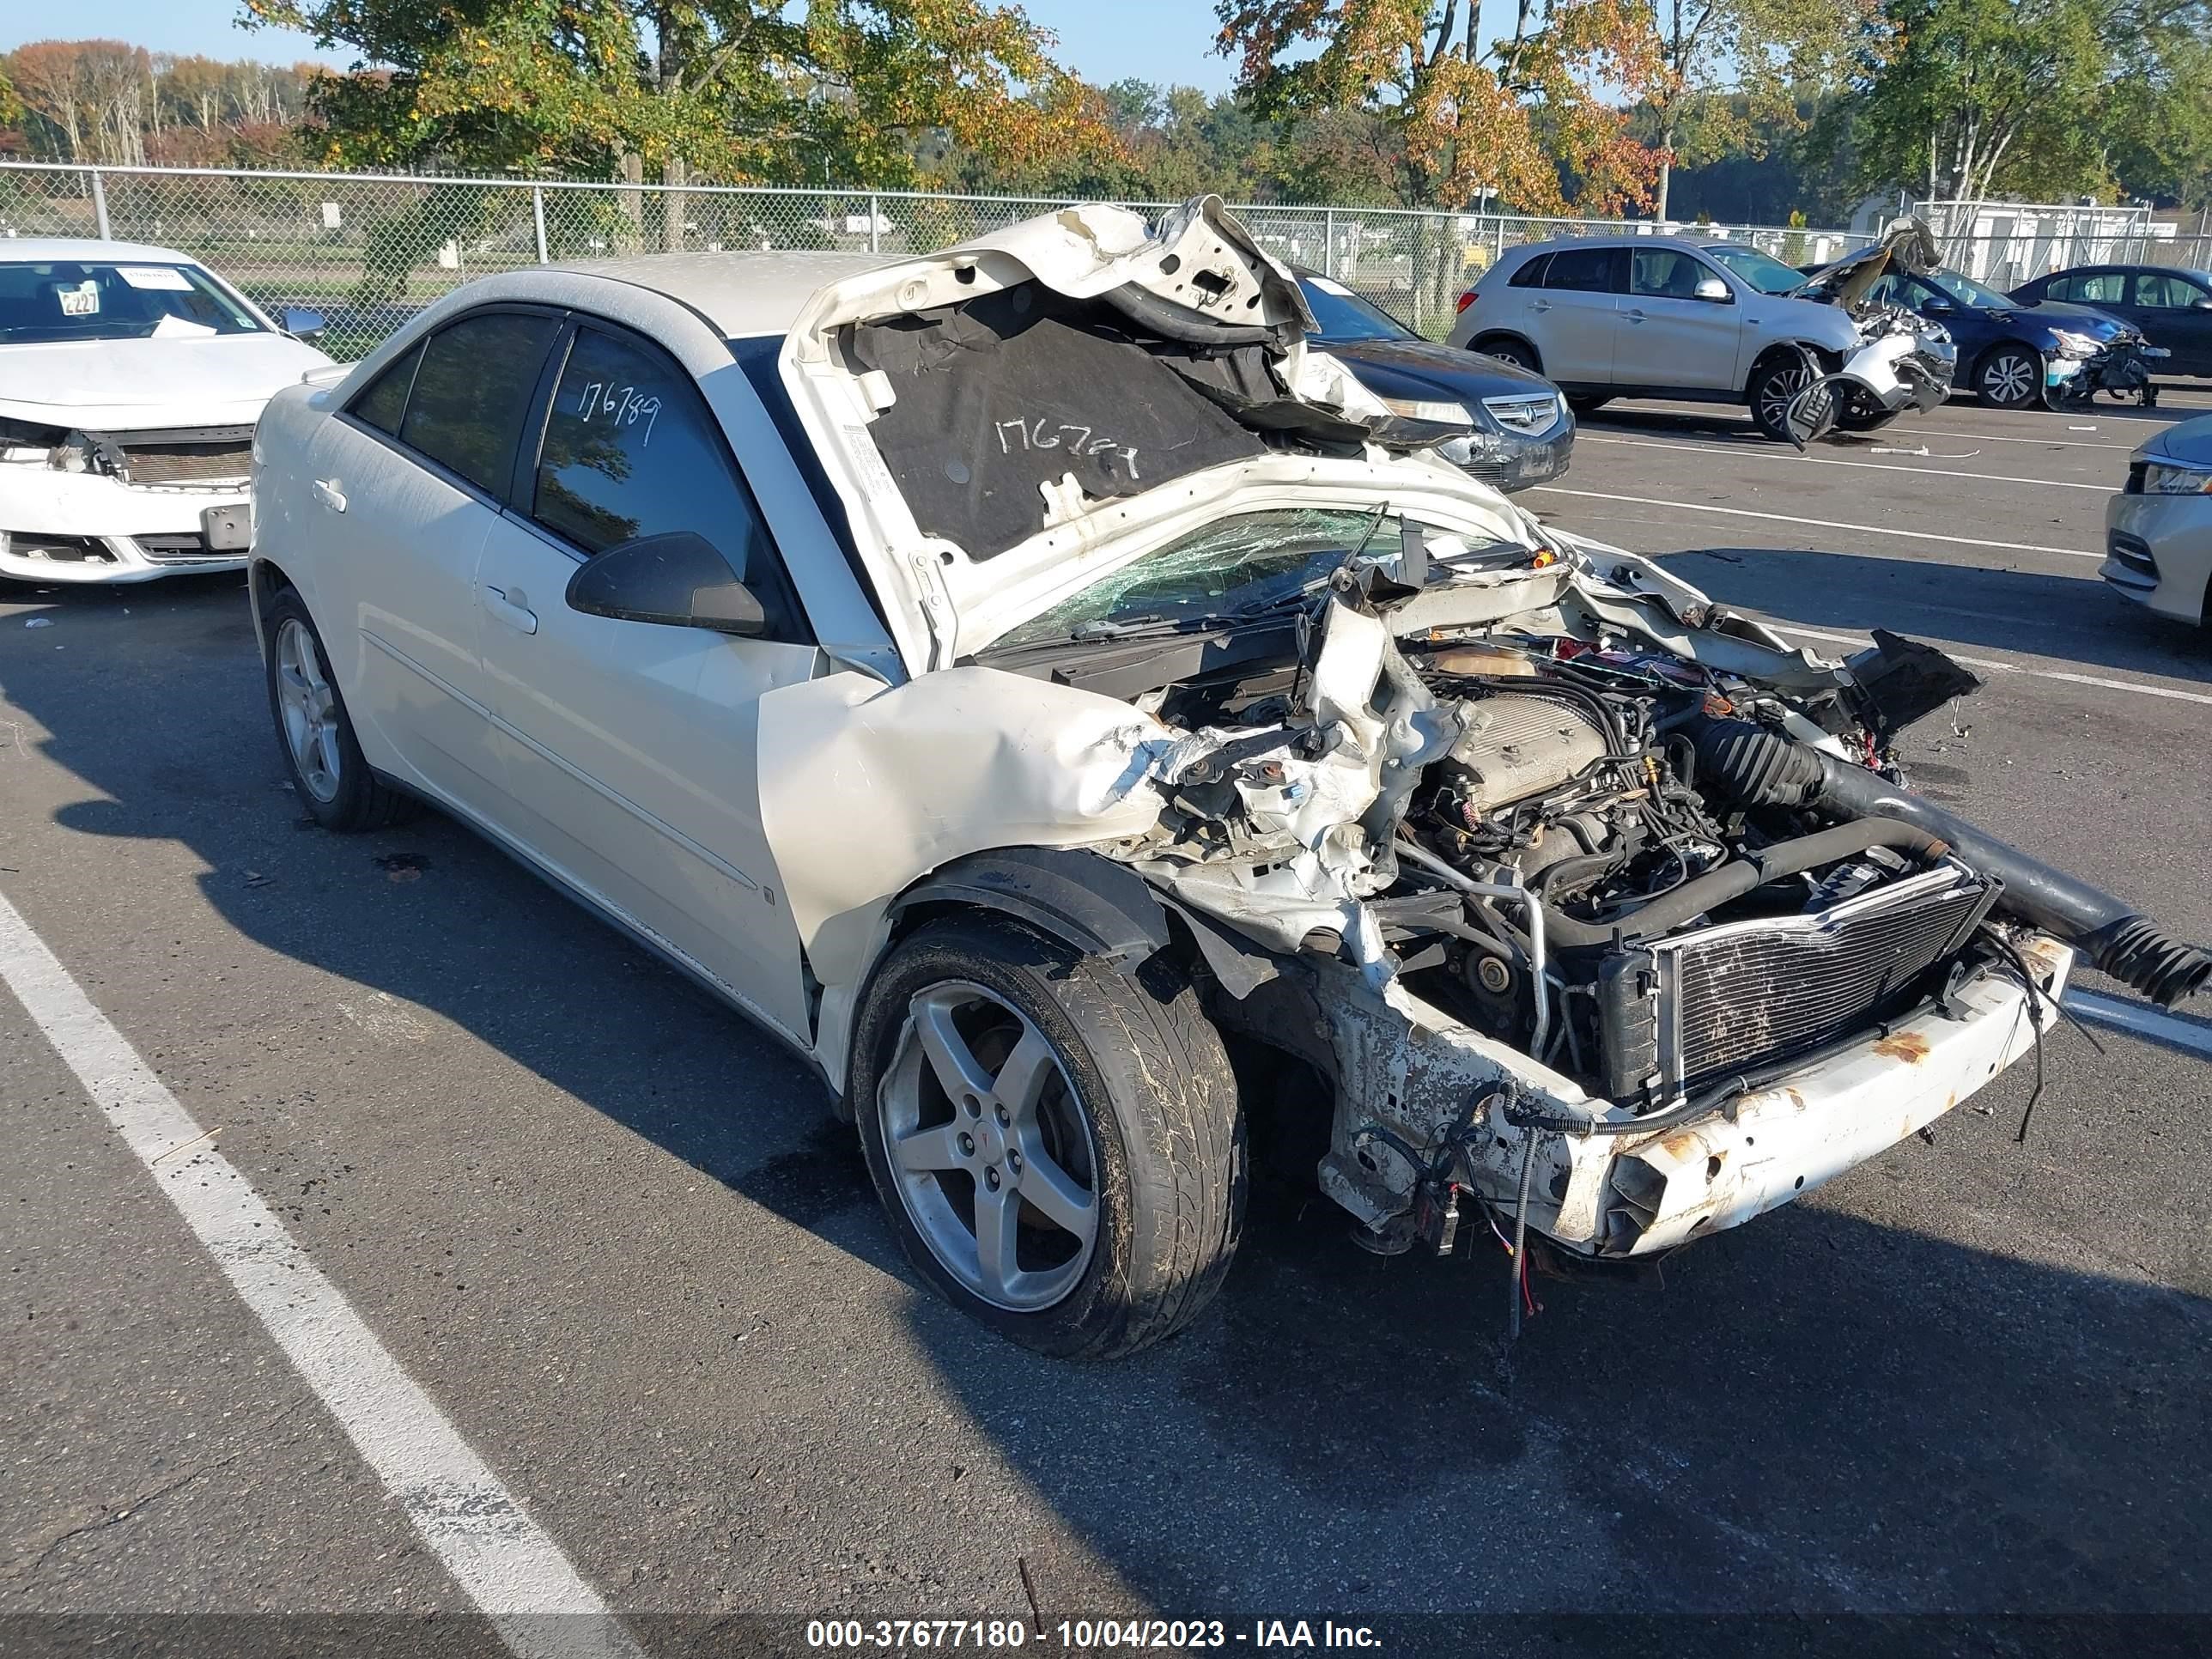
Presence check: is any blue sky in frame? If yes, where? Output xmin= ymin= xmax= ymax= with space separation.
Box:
xmin=1 ymin=1 xmax=1246 ymax=94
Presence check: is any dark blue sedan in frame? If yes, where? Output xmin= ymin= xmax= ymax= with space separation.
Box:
xmin=1850 ymin=265 xmax=2139 ymax=409
xmin=1294 ymin=272 xmax=1573 ymax=491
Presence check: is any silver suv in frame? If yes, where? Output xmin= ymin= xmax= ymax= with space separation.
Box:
xmin=1446 ymin=236 xmax=1867 ymax=442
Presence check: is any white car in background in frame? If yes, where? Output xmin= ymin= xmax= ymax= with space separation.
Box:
xmin=0 ymin=239 xmax=331 ymax=585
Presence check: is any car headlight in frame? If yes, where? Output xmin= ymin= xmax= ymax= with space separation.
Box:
xmin=2051 ymin=330 xmax=2102 ymax=360
xmin=1379 ymin=396 xmax=1475 ymax=426
xmin=2143 ymin=460 xmax=2212 ymax=495
xmin=0 ymin=415 xmax=67 ymax=464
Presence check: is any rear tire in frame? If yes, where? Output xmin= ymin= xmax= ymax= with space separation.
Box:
xmin=851 ymin=915 xmax=1246 ymax=1359
xmin=1976 ymin=343 xmax=2044 ymax=409
xmin=1565 ymin=394 xmax=1613 ymax=416
xmin=263 ymin=586 xmax=420 ymax=832
xmin=1473 ymin=336 xmax=1541 ymax=375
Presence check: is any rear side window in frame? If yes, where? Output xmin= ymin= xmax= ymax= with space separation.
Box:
xmin=1545 ymin=246 xmax=1618 ymax=293
xmin=1508 ymin=253 xmax=1552 ymax=289
xmin=348 ymin=340 xmax=422 ymax=436
xmin=533 ymin=325 xmax=792 ymax=599
xmin=399 ymin=311 xmax=561 ymax=497
xmin=2135 ymin=271 xmax=2206 ymax=308
xmin=2061 ymin=271 xmax=2128 ymax=303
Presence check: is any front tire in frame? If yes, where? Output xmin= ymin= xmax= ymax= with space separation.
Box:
xmin=263 ymin=586 xmax=419 ymax=831
xmin=851 ymin=915 xmax=1245 ymax=1359
xmin=1836 ymin=391 xmax=1902 ymax=433
xmin=1747 ymin=351 xmax=1819 ymax=442
xmin=1976 ymin=343 xmax=2044 ymax=409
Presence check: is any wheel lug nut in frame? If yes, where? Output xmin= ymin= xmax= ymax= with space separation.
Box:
xmin=985 ymin=1168 xmax=1001 ymax=1190
xmin=1007 ymin=1152 xmax=1022 ymax=1174
xmin=994 ymin=1104 xmax=1010 ymax=1126
xmin=958 ymin=1133 xmax=975 ymax=1156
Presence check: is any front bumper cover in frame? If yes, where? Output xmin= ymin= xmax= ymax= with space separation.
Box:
xmin=0 ymin=466 xmax=249 ymax=583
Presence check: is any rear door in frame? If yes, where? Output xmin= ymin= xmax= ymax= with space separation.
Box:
xmin=1615 ymin=247 xmax=1739 ymax=389
xmin=303 ymin=307 xmax=562 ymax=811
xmin=1531 ymin=245 xmax=1622 ymax=384
xmin=2130 ymin=270 xmax=2212 ymax=376
xmin=472 ymin=318 xmax=819 ymax=1042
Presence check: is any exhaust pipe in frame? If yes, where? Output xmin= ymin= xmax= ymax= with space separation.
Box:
xmin=1695 ymin=720 xmax=2211 ymax=1007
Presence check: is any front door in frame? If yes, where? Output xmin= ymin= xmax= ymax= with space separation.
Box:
xmin=473 ymin=319 xmax=820 ymax=1042
xmin=2130 ymin=270 xmax=2212 ymax=377
xmin=1614 ymin=248 xmax=1741 ymax=390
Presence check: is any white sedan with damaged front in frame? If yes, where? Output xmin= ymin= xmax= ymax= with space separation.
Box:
xmin=246 ymin=199 xmax=2208 ymax=1358
xmin=0 ymin=239 xmax=331 ymax=584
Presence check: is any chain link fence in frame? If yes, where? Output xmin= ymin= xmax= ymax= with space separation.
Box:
xmin=0 ymin=159 xmax=1920 ymax=360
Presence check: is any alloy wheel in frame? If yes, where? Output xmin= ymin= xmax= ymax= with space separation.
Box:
xmin=1754 ymin=359 xmax=1815 ymax=434
xmin=274 ymin=617 xmax=343 ymax=803
xmin=877 ymin=981 xmax=1100 ymax=1312
xmin=1982 ymin=349 xmax=2038 ymax=406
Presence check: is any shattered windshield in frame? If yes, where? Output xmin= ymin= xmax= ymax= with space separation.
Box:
xmin=992 ymin=507 xmax=1502 ymax=647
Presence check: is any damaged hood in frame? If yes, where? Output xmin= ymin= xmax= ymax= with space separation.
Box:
xmin=0 ymin=331 xmax=330 ymax=431
xmin=1797 ymin=216 xmax=1942 ymax=313
xmin=778 ymin=196 xmax=1407 ymax=673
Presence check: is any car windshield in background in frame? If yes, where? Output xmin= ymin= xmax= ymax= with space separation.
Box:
xmin=1923 ymin=269 xmax=2017 ymax=310
xmin=0 ymin=261 xmax=262 ymax=345
xmin=1297 ymin=276 xmax=1415 ymax=342
xmin=1702 ymin=244 xmax=1807 ymax=295
xmin=990 ymin=507 xmax=1514 ymax=647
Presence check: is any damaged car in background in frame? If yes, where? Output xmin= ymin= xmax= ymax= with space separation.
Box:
xmin=247 ymin=197 xmax=2211 ymax=1360
xmin=1781 ymin=218 xmax=1957 ymax=446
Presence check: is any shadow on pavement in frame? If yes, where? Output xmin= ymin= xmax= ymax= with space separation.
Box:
xmin=1656 ymin=545 xmax=2212 ymax=685
xmin=3 ymin=577 xmax=2209 ymax=1620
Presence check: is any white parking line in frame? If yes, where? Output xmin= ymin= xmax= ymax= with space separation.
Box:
xmin=1577 ymin=432 xmax=2113 ymax=491
xmin=1766 ymin=621 xmax=2212 ymax=709
xmin=1530 ymin=484 xmax=2102 ymax=560
xmin=0 ymin=888 xmax=641 ymax=1659
xmin=2064 ymin=989 xmax=2212 ymax=1059
xmin=1597 ymin=399 xmax=2151 ymax=449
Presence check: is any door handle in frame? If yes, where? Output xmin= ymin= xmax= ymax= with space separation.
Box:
xmin=1625 ymin=308 xmax=1647 ymax=323
xmin=482 ymin=583 xmax=538 ymax=635
xmin=312 ymin=477 xmax=346 ymax=513
xmin=1529 ymin=300 xmax=1552 ymax=313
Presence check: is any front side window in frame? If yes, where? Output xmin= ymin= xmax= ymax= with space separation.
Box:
xmin=349 ymin=341 xmax=422 ymax=436
xmin=398 ymin=311 xmax=561 ymax=497
xmin=533 ymin=325 xmax=778 ymax=586
xmin=0 ymin=259 xmax=263 ymax=344
xmin=1545 ymin=246 xmax=1619 ymax=293
xmin=1629 ymin=249 xmax=1715 ymax=299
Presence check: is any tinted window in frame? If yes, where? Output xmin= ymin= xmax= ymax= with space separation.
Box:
xmin=534 ymin=325 xmax=781 ymax=592
xmin=2056 ymin=271 xmax=2126 ymax=303
xmin=2135 ymin=271 xmax=2207 ymax=308
xmin=349 ymin=340 xmax=422 ymax=436
xmin=1545 ymin=247 xmax=1618 ymax=293
xmin=1508 ymin=253 xmax=1552 ymax=289
xmin=1629 ymin=248 xmax=1714 ymax=299
xmin=399 ymin=311 xmax=560 ymax=497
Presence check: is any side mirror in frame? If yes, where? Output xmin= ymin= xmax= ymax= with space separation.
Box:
xmin=2192 ymin=297 xmax=2212 ymax=312
xmin=280 ymin=306 xmax=327 ymax=343
xmin=1921 ymin=295 xmax=1954 ymax=313
xmin=565 ymin=531 xmax=768 ymax=636
xmin=1693 ymin=276 xmax=1730 ymax=302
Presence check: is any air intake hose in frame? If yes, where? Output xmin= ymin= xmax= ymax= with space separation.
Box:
xmin=1694 ymin=719 xmax=2211 ymax=1006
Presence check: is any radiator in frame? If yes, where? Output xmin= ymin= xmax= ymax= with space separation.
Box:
xmin=1595 ymin=863 xmax=1997 ymax=1103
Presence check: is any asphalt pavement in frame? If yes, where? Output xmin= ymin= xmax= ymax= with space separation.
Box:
xmin=4 ymin=383 xmax=2210 ymax=1654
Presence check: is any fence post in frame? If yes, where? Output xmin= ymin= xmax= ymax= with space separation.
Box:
xmin=532 ymin=185 xmax=549 ymax=263
xmin=89 ymin=168 xmax=111 ymax=240
xmin=869 ymin=192 xmax=881 ymax=255
xmin=1323 ymin=207 xmax=1335 ymax=277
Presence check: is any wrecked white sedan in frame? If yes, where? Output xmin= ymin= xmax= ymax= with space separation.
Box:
xmin=248 ymin=199 xmax=2209 ymax=1358
xmin=0 ymin=240 xmax=330 ymax=584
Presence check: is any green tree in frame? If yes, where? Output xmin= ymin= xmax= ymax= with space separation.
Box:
xmin=242 ymin=0 xmax=1124 ymax=239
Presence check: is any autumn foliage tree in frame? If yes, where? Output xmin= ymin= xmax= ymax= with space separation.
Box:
xmin=1214 ymin=0 xmax=1666 ymax=216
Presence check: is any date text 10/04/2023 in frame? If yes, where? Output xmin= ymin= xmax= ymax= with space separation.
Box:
xmin=805 ymin=1619 xmax=1383 ymax=1650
